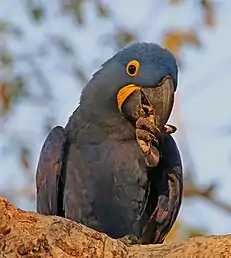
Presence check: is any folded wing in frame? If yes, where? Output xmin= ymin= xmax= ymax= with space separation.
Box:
xmin=36 ymin=126 xmax=67 ymax=216
xmin=137 ymin=134 xmax=183 ymax=244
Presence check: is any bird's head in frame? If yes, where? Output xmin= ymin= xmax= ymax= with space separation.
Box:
xmin=80 ymin=42 xmax=178 ymax=131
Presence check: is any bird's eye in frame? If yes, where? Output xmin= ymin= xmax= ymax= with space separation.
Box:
xmin=126 ymin=60 xmax=140 ymax=77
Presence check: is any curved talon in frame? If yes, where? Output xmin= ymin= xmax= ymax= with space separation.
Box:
xmin=118 ymin=234 xmax=140 ymax=246
xmin=163 ymin=124 xmax=177 ymax=134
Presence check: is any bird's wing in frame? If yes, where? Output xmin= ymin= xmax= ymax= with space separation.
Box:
xmin=36 ymin=126 xmax=67 ymax=215
xmin=138 ymin=134 xmax=183 ymax=244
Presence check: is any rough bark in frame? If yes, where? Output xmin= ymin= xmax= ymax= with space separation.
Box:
xmin=0 ymin=196 xmax=230 ymax=258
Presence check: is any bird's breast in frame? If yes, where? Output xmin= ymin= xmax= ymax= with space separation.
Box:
xmin=64 ymin=137 xmax=148 ymax=238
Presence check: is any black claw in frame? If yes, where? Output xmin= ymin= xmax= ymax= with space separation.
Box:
xmin=118 ymin=234 xmax=140 ymax=246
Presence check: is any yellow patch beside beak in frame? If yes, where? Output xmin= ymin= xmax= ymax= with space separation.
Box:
xmin=117 ymin=84 xmax=141 ymax=112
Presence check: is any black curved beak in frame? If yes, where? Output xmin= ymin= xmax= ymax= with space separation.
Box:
xmin=141 ymin=76 xmax=174 ymax=131
xmin=121 ymin=76 xmax=175 ymax=131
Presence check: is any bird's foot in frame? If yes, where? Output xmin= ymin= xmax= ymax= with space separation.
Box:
xmin=136 ymin=116 xmax=160 ymax=136
xmin=118 ymin=234 xmax=140 ymax=246
xmin=136 ymin=116 xmax=160 ymax=167
xmin=135 ymin=116 xmax=177 ymax=168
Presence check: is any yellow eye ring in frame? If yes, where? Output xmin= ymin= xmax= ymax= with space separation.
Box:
xmin=126 ymin=60 xmax=140 ymax=77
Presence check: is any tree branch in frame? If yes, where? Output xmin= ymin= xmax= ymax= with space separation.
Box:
xmin=184 ymin=181 xmax=231 ymax=214
xmin=0 ymin=195 xmax=230 ymax=257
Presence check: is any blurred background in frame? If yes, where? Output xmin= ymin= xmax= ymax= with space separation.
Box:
xmin=0 ymin=0 xmax=231 ymax=242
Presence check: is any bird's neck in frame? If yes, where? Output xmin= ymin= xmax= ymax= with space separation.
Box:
xmin=66 ymin=106 xmax=136 ymax=143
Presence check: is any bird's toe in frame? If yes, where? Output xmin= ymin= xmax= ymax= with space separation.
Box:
xmin=118 ymin=234 xmax=140 ymax=246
